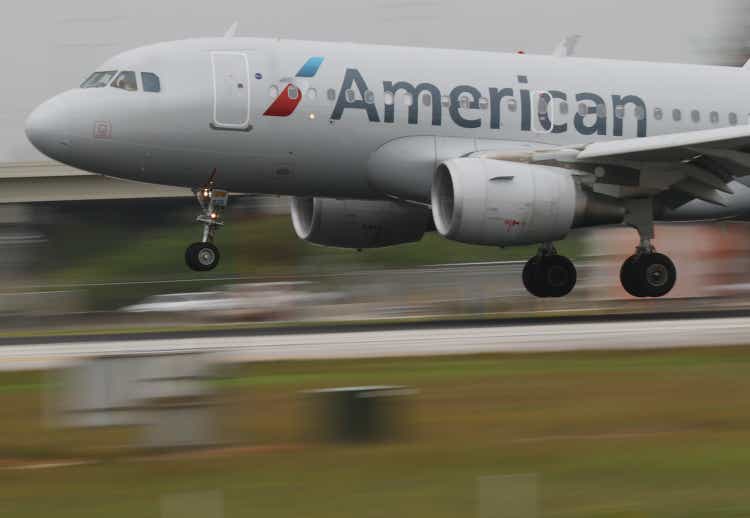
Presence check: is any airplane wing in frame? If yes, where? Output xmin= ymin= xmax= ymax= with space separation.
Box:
xmin=477 ymin=125 xmax=750 ymax=208
xmin=570 ymin=126 xmax=750 ymax=207
xmin=575 ymin=125 xmax=750 ymax=162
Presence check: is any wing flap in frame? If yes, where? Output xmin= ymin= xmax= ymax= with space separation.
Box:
xmin=684 ymin=165 xmax=735 ymax=194
xmin=671 ymin=178 xmax=728 ymax=206
xmin=696 ymin=148 xmax=750 ymax=171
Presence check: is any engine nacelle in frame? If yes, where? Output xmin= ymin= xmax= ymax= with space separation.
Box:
xmin=291 ymin=197 xmax=431 ymax=249
xmin=431 ymin=158 xmax=624 ymax=247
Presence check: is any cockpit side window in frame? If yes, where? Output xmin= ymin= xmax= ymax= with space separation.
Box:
xmin=81 ymin=71 xmax=118 ymax=88
xmin=142 ymin=73 xmax=161 ymax=93
xmin=111 ymin=71 xmax=138 ymax=92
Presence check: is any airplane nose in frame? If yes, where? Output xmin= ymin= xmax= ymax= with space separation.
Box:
xmin=25 ymin=96 xmax=72 ymax=164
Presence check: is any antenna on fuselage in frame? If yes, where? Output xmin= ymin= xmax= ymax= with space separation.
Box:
xmin=224 ymin=22 xmax=239 ymax=38
xmin=552 ymin=34 xmax=581 ymax=57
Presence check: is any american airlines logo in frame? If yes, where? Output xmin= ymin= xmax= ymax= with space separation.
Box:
xmin=264 ymin=57 xmax=324 ymax=117
xmin=329 ymin=69 xmax=649 ymax=138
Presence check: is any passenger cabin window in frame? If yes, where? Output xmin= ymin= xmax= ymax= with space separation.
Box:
xmin=327 ymin=88 xmax=337 ymax=102
xmin=673 ymin=109 xmax=682 ymax=122
xmin=710 ymin=111 xmax=720 ymax=124
xmin=364 ymin=90 xmax=375 ymax=104
xmin=615 ymin=105 xmax=625 ymax=119
xmin=81 ymin=71 xmax=118 ymax=88
xmin=141 ymin=72 xmax=161 ymax=93
xmin=559 ymin=101 xmax=569 ymax=115
xmin=691 ymin=110 xmax=701 ymax=123
xmin=730 ymin=112 xmax=739 ymax=125
xmin=384 ymin=91 xmax=395 ymax=106
xmin=654 ymin=107 xmax=663 ymax=120
xmin=345 ymin=89 xmax=355 ymax=103
xmin=507 ymin=99 xmax=518 ymax=112
xmin=635 ymin=106 xmax=645 ymax=120
xmin=307 ymin=88 xmax=318 ymax=101
xmin=423 ymin=93 xmax=432 ymax=107
xmin=111 ymin=71 xmax=138 ymax=92
xmin=441 ymin=95 xmax=450 ymax=108
xmin=537 ymin=95 xmax=549 ymax=115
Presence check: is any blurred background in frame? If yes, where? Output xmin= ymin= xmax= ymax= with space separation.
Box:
xmin=4 ymin=2 xmax=750 ymax=517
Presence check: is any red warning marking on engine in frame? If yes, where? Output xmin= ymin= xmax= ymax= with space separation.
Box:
xmin=504 ymin=219 xmax=522 ymax=232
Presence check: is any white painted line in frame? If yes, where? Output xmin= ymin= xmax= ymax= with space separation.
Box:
xmin=1 ymin=316 xmax=749 ymax=371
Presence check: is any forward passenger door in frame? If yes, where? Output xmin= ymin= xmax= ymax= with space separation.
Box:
xmin=210 ymin=51 xmax=252 ymax=131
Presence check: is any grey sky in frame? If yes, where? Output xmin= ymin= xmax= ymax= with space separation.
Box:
xmin=1 ymin=0 xmax=741 ymax=162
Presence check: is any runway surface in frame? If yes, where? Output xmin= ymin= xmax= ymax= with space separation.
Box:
xmin=3 ymin=315 xmax=750 ymax=370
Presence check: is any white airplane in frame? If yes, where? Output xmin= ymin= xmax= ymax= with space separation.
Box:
xmin=25 ymin=36 xmax=750 ymax=299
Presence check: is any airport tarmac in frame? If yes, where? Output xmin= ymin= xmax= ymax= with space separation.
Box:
xmin=2 ymin=314 xmax=750 ymax=371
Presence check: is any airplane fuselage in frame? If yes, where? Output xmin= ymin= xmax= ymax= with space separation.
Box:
xmin=27 ymin=37 xmax=750 ymax=207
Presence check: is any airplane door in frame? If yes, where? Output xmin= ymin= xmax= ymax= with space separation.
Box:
xmin=211 ymin=52 xmax=252 ymax=131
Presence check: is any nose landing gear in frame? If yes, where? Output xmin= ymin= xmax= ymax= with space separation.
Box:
xmin=185 ymin=172 xmax=228 ymax=272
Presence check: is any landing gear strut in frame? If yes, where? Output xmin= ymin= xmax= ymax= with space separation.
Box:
xmin=185 ymin=172 xmax=229 ymax=272
xmin=523 ymin=245 xmax=577 ymax=298
xmin=619 ymin=198 xmax=676 ymax=298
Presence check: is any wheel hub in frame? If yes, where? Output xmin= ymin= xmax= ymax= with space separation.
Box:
xmin=197 ymin=247 xmax=216 ymax=266
xmin=645 ymin=263 xmax=669 ymax=288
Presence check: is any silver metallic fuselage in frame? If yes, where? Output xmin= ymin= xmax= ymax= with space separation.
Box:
xmin=26 ymin=37 xmax=750 ymax=218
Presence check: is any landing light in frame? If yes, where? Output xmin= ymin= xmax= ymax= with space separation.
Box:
xmin=309 ymin=113 xmax=317 ymax=120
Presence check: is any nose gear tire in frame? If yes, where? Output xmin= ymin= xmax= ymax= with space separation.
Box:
xmin=185 ymin=242 xmax=220 ymax=272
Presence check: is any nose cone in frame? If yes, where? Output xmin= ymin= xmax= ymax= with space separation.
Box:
xmin=25 ymin=96 xmax=72 ymax=164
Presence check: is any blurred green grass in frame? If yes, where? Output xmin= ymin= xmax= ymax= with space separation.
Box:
xmin=2 ymin=347 xmax=750 ymax=516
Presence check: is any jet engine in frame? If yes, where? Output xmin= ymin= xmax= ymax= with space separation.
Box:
xmin=431 ymin=158 xmax=624 ymax=247
xmin=291 ymin=197 xmax=431 ymax=249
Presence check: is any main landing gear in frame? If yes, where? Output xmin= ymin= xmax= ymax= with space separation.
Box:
xmin=185 ymin=172 xmax=229 ymax=272
xmin=521 ymin=199 xmax=677 ymax=299
xmin=523 ymin=245 xmax=577 ymax=298
xmin=620 ymin=252 xmax=676 ymax=298
xmin=618 ymin=199 xmax=676 ymax=298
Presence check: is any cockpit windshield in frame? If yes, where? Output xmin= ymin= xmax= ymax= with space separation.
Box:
xmin=111 ymin=71 xmax=138 ymax=92
xmin=80 ymin=70 xmax=162 ymax=93
xmin=141 ymin=72 xmax=161 ymax=93
xmin=81 ymin=71 xmax=118 ymax=89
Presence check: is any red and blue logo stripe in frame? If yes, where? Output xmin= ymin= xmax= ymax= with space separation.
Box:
xmin=264 ymin=57 xmax=324 ymax=117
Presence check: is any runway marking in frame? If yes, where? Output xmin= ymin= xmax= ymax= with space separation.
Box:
xmin=2 ymin=316 xmax=750 ymax=371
